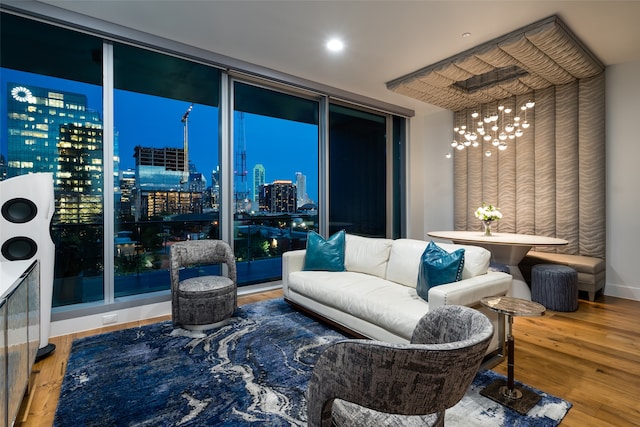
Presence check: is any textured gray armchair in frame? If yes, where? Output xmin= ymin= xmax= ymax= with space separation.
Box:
xmin=169 ymin=239 xmax=237 ymax=330
xmin=306 ymin=305 xmax=493 ymax=427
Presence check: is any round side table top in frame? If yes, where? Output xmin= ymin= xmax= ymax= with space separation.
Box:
xmin=481 ymin=295 xmax=546 ymax=317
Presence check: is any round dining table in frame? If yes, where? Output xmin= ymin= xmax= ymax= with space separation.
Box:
xmin=427 ymin=230 xmax=568 ymax=300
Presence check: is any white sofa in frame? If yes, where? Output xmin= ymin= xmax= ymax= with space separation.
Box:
xmin=282 ymin=234 xmax=512 ymax=367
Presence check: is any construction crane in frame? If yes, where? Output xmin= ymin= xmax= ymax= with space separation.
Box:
xmin=234 ymin=111 xmax=249 ymax=212
xmin=180 ymin=104 xmax=193 ymax=185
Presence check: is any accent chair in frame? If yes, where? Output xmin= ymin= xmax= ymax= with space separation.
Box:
xmin=306 ymin=305 xmax=493 ymax=427
xmin=169 ymin=239 xmax=237 ymax=330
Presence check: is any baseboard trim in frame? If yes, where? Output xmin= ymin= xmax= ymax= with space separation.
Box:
xmin=603 ymin=283 xmax=640 ymax=301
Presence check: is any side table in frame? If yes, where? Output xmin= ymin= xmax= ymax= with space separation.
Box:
xmin=480 ymin=295 xmax=545 ymax=414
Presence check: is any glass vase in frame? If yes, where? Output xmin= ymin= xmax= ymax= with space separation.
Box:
xmin=482 ymin=220 xmax=494 ymax=236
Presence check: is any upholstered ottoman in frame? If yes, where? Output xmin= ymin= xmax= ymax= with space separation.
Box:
xmin=531 ymin=264 xmax=578 ymax=312
xmin=176 ymin=275 xmax=236 ymax=330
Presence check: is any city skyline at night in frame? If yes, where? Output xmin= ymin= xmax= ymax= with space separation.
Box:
xmin=1 ymin=68 xmax=319 ymax=206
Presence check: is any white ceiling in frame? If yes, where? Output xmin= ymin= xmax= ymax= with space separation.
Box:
xmin=37 ymin=0 xmax=640 ymax=116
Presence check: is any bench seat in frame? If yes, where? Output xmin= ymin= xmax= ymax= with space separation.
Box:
xmin=519 ymin=251 xmax=605 ymax=301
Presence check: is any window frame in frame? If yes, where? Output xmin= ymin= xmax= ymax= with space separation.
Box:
xmin=0 ymin=6 xmax=410 ymax=322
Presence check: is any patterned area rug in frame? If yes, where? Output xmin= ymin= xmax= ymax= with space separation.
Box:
xmin=55 ymin=299 xmax=571 ymax=426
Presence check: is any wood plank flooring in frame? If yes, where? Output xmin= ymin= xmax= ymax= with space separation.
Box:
xmin=17 ymin=290 xmax=640 ymax=426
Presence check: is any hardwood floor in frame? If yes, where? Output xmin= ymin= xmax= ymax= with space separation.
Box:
xmin=17 ymin=290 xmax=640 ymax=426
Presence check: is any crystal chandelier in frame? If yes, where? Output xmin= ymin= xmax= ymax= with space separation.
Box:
xmin=446 ymin=99 xmax=535 ymax=158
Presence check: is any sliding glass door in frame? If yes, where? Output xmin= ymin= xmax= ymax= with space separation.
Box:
xmin=112 ymin=43 xmax=220 ymax=298
xmin=232 ymin=81 xmax=319 ymax=285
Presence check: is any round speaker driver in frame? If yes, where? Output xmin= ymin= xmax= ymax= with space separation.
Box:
xmin=2 ymin=198 xmax=38 ymax=223
xmin=1 ymin=237 xmax=38 ymax=261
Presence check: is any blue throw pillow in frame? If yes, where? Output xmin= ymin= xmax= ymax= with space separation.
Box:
xmin=303 ymin=230 xmax=346 ymax=272
xmin=417 ymin=241 xmax=465 ymax=301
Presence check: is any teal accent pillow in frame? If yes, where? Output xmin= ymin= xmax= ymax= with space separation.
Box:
xmin=303 ymin=230 xmax=346 ymax=272
xmin=417 ymin=241 xmax=465 ymax=301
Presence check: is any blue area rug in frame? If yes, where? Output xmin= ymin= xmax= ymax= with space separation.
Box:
xmin=55 ymin=298 xmax=571 ymax=426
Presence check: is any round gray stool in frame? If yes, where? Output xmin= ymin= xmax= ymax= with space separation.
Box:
xmin=531 ymin=264 xmax=578 ymax=311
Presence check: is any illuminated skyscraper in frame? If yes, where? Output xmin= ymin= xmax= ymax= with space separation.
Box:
xmin=118 ymin=169 xmax=136 ymax=220
xmin=253 ymin=164 xmax=265 ymax=205
xmin=133 ymin=146 xmax=204 ymax=219
xmin=0 ymin=154 xmax=7 ymax=181
xmin=295 ymin=171 xmax=310 ymax=207
xmin=258 ymin=180 xmax=297 ymax=213
xmin=6 ymin=82 xmax=103 ymax=223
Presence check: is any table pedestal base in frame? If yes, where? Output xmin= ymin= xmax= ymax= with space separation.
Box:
xmin=480 ymin=379 xmax=542 ymax=415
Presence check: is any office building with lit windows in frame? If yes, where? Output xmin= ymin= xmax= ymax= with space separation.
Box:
xmin=6 ymin=82 xmax=104 ymax=223
xmin=133 ymin=146 xmax=205 ymax=219
xmin=258 ymin=180 xmax=297 ymax=213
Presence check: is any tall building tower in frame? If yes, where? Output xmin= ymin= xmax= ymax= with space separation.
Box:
xmin=6 ymin=83 xmax=104 ymax=223
xmin=57 ymin=123 xmax=104 ymax=223
xmin=295 ymin=171 xmax=308 ymax=208
xmin=118 ymin=169 xmax=136 ymax=220
xmin=0 ymin=154 xmax=7 ymax=181
xmin=253 ymin=164 xmax=266 ymax=206
xmin=210 ymin=166 xmax=220 ymax=211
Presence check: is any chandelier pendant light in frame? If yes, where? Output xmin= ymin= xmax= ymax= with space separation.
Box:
xmin=447 ymin=99 xmax=534 ymax=158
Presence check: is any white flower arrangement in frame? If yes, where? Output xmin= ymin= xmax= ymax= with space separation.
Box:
xmin=475 ymin=203 xmax=503 ymax=222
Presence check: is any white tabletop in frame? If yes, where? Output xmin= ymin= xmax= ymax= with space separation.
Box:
xmin=427 ymin=231 xmax=568 ymax=247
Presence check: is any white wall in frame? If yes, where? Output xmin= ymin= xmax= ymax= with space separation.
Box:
xmin=407 ymin=109 xmax=454 ymax=240
xmin=604 ymin=60 xmax=640 ymax=300
xmin=409 ymin=61 xmax=640 ymax=301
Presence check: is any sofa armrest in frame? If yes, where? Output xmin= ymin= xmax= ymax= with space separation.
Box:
xmin=428 ymin=272 xmax=512 ymax=309
xmin=282 ymin=250 xmax=306 ymax=295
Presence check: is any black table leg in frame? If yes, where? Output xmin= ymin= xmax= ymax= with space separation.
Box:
xmin=480 ymin=314 xmax=542 ymax=415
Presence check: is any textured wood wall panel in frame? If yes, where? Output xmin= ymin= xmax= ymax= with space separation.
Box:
xmin=579 ymin=74 xmax=606 ymax=258
xmin=515 ymin=94 xmax=536 ymax=235
xmin=453 ymin=111 xmax=469 ymax=231
xmin=452 ymin=76 xmax=605 ymax=260
xmin=467 ymin=117 xmax=484 ymax=230
xmin=388 ymin=16 xmax=605 ymax=112
xmin=497 ymin=98 xmax=517 ymax=233
xmin=555 ymin=83 xmax=580 ymax=254
xmin=534 ymin=88 xmax=557 ymax=243
xmin=480 ymin=106 xmax=500 ymax=230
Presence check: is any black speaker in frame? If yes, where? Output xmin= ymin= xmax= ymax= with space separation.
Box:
xmin=1 ymin=236 xmax=38 ymax=261
xmin=2 ymin=198 xmax=38 ymax=223
xmin=0 ymin=173 xmax=56 ymax=359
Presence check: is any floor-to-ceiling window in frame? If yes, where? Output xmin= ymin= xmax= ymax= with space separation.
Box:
xmin=1 ymin=13 xmax=105 ymax=307
xmin=232 ymin=81 xmax=319 ymax=285
xmin=1 ymin=8 xmax=406 ymax=315
xmin=112 ymin=43 xmax=221 ymax=298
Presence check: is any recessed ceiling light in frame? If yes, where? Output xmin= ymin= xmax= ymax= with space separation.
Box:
xmin=462 ymin=32 xmax=472 ymax=38
xmin=326 ymin=38 xmax=344 ymax=52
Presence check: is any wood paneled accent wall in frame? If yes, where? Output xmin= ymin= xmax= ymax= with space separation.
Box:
xmin=452 ymin=73 xmax=605 ymax=259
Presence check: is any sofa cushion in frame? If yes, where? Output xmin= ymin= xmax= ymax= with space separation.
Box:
xmin=344 ymin=234 xmax=393 ymax=279
xmin=416 ymin=241 xmax=465 ymax=301
xmin=287 ymin=270 xmax=429 ymax=339
xmin=436 ymin=242 xmax=490 ymax=279
xmin=303 ymin=230 xmax=346 ymax=271
xmin=386 ymin=239 xmax=429 ymax=288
